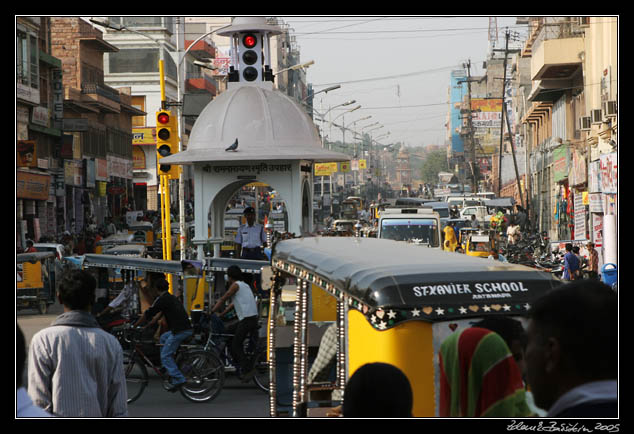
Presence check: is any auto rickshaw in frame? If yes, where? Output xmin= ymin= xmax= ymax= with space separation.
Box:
xmin=95 ymin=232 xmax=135 ymax=254
xmin=465 ymin=231 xmax=494 ymax=258
xmin=128 ymin=221 xmax=155 ymax=248
xmin=266 ymin=237 xmax=561 ymax=417
xmin=340 ymin=199 xmax=359 ymax=220
xmin=17 ymin=252 xmax=57 ymax=314
xmin=331 ymin=219 xmax=357 ymax=236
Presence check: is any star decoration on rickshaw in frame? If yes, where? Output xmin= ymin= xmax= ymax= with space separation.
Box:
xmin=459 ymin=306 xmax=468 ymax=314
xmin=435 ymin=307 xmax=445 ymax=316
xmin=411 ymin=308 xmax=421 ymax=317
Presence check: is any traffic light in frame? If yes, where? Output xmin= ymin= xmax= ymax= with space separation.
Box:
xmin=156 ymin=109 xmax=180 ymax=179
xmin=238 ymin=32 xmax=261 ymax=82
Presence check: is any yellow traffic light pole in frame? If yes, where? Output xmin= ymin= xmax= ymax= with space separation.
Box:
xmin=158 ymin=59 xmax=174 ymax=293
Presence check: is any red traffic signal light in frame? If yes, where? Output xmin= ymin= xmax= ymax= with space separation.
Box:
xmin=243 ymin=34 xmax=257 ymax=49
xmin=157 ymin=112 xmax=170 ymax=125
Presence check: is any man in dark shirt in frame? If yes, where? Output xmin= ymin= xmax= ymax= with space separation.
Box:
xmin=135 ymin=277 xmax=192 ymax=391
xmin=563 ymin=243 xmax=580 ymax=281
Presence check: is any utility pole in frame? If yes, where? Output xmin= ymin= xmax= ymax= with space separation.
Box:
xmin=458 ymin=60 xmax=478 ymax=193
xmin=496 ymin=30 xmax=510 ymax=195
xmin=465 ymin=60 xmax=477 ymax=193
xmin=494 ymin=29 xmax=522 ymax=200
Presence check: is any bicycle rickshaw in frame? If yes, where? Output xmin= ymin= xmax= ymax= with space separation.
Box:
xmin=17 ymin=252 xmax=58 ymax=314
xmin=266 ymin=237 xmax=561 ymax=417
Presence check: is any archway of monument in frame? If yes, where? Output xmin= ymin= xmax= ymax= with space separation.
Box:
xmin=201 ymin=178 xmax=311 ymax=258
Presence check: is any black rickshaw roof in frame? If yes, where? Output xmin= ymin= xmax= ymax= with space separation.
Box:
xmin=272 ymin=237 xmax=561 ymax=328
xmin=81 ymin=254 xmax=186 ymax=276
xmin=17 ymin=252 xmax=56 ymax=263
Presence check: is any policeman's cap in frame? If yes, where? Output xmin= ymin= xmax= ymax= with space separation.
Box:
xmin=243 ymin=207 xmax=255 ymax=214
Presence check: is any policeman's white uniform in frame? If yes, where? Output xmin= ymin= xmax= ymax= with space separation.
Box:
xmin=235 ymin=223 xmax=266 ymax=259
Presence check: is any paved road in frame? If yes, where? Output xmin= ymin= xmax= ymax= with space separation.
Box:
xmin=17 ymin=302 xmax=270 ymax=418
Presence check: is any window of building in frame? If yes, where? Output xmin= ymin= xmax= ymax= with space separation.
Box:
xmin=107 ymin=16 xmax=174 ymax=35
xmin=17 ymin=28 xmax=39 ymax=89
xmin=106 ymin=47 xmax=177 ymax=80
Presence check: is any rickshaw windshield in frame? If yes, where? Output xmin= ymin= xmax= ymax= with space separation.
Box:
xmin=380 ymin=218 xmax=439 ymax=246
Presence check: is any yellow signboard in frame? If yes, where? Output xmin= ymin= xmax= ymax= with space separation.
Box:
xmin=340 ymin=161 xmax=351 ymax=173
xmin=132 ymin=127 xmax=156 ymax=145
xmin=358 ymin=159 xmax=367 ymax=169
xmin=314 ymin=162 xmax=341 ymax=176
xmin=315 ymin=163 xmax=334 ymax=176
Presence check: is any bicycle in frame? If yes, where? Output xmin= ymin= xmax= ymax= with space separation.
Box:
xmin=197 ymin=312 xmax=270 ymax=393
xmin=121 ymin=324 xmax=225 ymax=403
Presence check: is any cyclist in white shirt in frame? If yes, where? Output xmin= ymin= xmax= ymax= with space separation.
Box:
xmin=211 ymin=265 xmax=259 ymax=381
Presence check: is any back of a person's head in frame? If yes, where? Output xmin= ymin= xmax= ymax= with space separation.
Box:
xmin=58 ymin=269 xmax=96 ymax=310
xmin=227 ymin=265 xmax=243 ymax=281
xmin=529 ymin=280 xmax=617 ymax=380
xmin=155 ymin=278 xmax=170 ymax=293
xmin=343 ymin=362 xmax=413 ymax=418
xmin=472 ymin=316 xmax=527 ymax=349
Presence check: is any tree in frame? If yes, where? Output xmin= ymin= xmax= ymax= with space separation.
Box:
xmin=420 ymin=149 xmax=449 ymax=184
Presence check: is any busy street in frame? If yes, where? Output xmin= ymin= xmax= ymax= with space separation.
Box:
xmin=17 ymin=16 xmax=617 ymax=421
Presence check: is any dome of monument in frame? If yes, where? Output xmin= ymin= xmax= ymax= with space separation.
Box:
xmin=161 ymin=85 xmax=349 ymax=164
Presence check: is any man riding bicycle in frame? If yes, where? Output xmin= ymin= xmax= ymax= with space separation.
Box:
xmin=135 ymin=277 xmax=193 ymax=392
xmin=211 ymin=265 xmax=259 ymax=382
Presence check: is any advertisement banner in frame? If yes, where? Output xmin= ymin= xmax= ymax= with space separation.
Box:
xmin=592 ymin=214 xmax=603 ymax=247
xmin=17 ymin=171 xmax=51 ymax=201
xmin=340 ymin=161 xmax=351 ymax=173
xmin=132 ymin=127 xmax=156 ymax=145
xmin=17 ymin=140 xmax=37 ymax=168
xmin=358 ymin=159 xmax=367 ymax=169
xmin=599 ymin=152 xmax=617 ymax=194
xmin=314 ymin=162 xmax=334 ymax=176
xmin=552 ymin=146 xmax=569 ymax=182
xmin=588 ymin=160 xmax=601 ymax=193
xmin=574 ymin=191 xmax=586 ymax=240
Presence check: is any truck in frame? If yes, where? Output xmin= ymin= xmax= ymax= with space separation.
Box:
xmin=377 ymin=208 xmax=441 ymax=248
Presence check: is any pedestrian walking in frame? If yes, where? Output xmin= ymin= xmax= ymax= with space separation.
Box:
xmin=563 ymin=243 xmax=580 ymax=281
xmin=27 ymin=269 xmax=128 ymax=417
xmin=586 ymin=242 xmax=599 ymax=279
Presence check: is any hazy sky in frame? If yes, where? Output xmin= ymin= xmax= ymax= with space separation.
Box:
xmin=278 ymin=16 xmax=525 ymax=148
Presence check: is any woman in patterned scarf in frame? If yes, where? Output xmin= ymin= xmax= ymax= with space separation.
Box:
xmin=439 ymin=327 xmax=532 ymax=417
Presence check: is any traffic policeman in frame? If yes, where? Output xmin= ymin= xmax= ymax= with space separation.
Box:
xmin=235 ymin=207 xmax=267 ymax=260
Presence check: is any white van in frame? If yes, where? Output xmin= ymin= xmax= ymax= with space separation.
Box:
xmin=377 ymin=208 xmax=441 ymax=248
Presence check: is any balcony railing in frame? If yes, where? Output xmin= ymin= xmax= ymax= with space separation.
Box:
xmin=81 ymin=82 xmax=121 ymax=103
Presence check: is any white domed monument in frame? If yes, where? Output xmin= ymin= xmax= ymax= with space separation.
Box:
xmin=159 ymin=17 xmax=350 ymax=259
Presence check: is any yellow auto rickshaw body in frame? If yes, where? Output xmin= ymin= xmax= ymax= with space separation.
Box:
xmin=268 ymin=237 xmax=560 ymax=417
xmin=466 ymin=232 xmax=493 ymax=258
xmin=128 ymin=221 xmax=155 ymax=247
xmin=17 ymin=252 xmax=57 ymax=314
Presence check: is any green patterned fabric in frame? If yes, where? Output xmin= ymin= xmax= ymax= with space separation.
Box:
xmin=439 ymin=327 xmax=531 ymax=417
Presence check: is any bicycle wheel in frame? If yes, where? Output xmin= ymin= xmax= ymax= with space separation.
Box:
xmin=251 ymin=349 xmax=270 ymax=393
xmin=178 ymin=349 xmax=225 ymax=403
xmin=124 ymin=351 xmax=148 ymax=404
